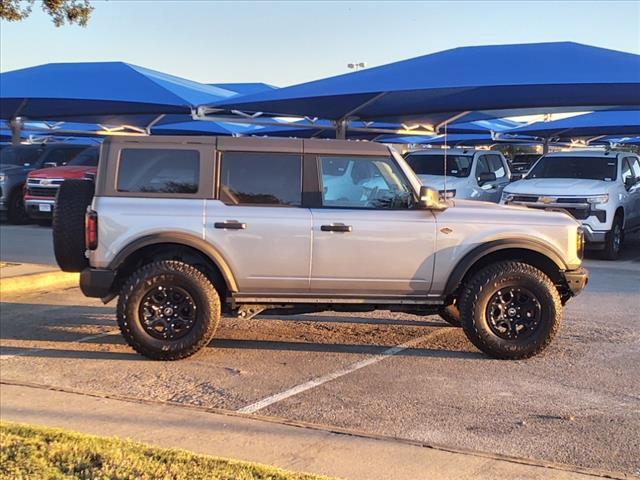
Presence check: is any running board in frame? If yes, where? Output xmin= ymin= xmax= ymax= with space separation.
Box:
xmin=230 ymin=296 xmax=444 ymax=306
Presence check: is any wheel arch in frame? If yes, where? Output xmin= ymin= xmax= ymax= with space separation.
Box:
xmin=443 ymin=239 xmax=567 ymax=298
xmin=109 ymin=233 xmax=238 ymax=295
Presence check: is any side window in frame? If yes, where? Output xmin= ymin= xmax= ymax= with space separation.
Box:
xmin=117 ymin=149 xmax=199 ymax=194
xmin=487 ymin=154 xmax=507 ymax=180
xmin=625 ymin=157 xmax=640 ymax=178
xmin=219 ymin=152 xmax=302 ymax=206
xmin=319 ymin=155 xmax=413 ymax=209
xmin=476 ymin=156 xmax=490 ymax=178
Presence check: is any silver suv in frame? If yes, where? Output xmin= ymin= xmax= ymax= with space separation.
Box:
xmin=52 ymin=136 xmax=588 ymax=361
xmin=404 ymin=148 xmax=511 ymax=202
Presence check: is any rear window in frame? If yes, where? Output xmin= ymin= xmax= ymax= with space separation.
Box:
xmin=117 ymin=149 xmax=199 ymax=194
xmin=219 ymin=152 xmax=302 ymax=206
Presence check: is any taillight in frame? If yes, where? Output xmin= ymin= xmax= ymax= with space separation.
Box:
xmin=85 ymin=210 xmax=98 ymax=250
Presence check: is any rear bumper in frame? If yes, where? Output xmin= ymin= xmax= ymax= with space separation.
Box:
xmin=80 ymin=268 xmax=116 ymax=299
xmin=561 ymin=267 xmax=589 ymax=297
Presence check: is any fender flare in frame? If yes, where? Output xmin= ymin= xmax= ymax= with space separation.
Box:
xmin=443 ymin=239 xmax=567 ymax=296
xmin=108 ymin=232 xmax=238 ymax=292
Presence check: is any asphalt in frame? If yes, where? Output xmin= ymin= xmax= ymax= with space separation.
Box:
xmin=0 ymin=223 xmax=56 ymax=265
xmin=1 ymin=235 xmax=639 ymax=477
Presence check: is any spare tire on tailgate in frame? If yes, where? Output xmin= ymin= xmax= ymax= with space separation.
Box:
xmin=53 ymin=179 xmax=95 ymax=272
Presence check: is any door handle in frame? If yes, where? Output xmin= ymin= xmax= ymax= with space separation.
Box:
xmin=214 ymin=221 xmax=246 ymax=230
xmin=321 ymin=224 xmax=352 ymax=233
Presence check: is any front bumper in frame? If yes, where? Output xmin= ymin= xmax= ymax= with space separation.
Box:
xmin=80 ymin=268 xmax=116 ymax=299
xmin=25 ymin=199 xmax=55 ymax=219
xmin=562 ymin=267 xmax=589 ymax=297
xmin=582 ymin=225 xmax=607 ymax=245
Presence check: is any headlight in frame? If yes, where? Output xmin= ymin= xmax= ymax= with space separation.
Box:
xmin=576 ymin=227 xmax=584 ymax=259
xmin=438 ymin=189 xmax=456 ymax=199
xmin=587 ymin=194 xmax=609 ymax=204
xmin=501 ymin=192 xmax=514 ymax=203
xmin=0 ymin=174 xmax=5 ymax=183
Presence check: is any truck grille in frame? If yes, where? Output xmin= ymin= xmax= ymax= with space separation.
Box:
xmin=508 ymin=195 xmax=603 ymax=222
xmin=26 ymin=178 xmax=64 ymax=198
xmin=27 ymin=186 xmax=59 ymax=197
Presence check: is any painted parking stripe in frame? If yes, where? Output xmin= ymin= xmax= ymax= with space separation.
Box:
xmin=237 ymin=330 xmax=444 ymax=414
xmin=0 ymin=330 xmax=120 ymax=360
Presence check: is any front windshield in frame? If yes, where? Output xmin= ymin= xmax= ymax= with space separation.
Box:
xmin=527 ymin=156 xmax=617 ymax=181
xmin=68 ymin=147 xmax=99 ymax=166
xmin=0 ymin=146 xmax=42 ymax=167
xmin=404 ymin=153 xmax=472 ymax=177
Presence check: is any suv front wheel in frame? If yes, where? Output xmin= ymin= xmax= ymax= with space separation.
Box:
xmin=458 ymin=261 xmax=562 ymax=359
xmin=117 ymin=260 xmax=221 ymax=360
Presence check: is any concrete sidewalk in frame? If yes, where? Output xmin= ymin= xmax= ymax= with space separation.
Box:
xmin=0 ymin=262 xmax=78 ymax=295
xmin=0 ymin=382 xmax=617 ymax=480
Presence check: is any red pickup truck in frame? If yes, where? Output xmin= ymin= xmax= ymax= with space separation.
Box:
xmin=25 ymin=146 xmax=99 ymax=222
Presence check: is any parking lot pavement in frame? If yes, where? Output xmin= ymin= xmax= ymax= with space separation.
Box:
xmin=1 ymin=249 xmax=639 ymax=478
xmin=0 ymin=223 xmax=56 ymax=265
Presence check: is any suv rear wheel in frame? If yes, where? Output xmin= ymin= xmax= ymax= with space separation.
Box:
xmin=458 ymin=261 xmax=561 ymax=359
xmin=117 ymin=260 xmax=221 ymax=360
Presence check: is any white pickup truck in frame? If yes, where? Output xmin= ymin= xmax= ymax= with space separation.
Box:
xmin=501 ymin=150 xmax=640 ymax=259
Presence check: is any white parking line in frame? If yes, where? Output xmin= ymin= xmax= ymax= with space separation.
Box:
xmin=237 ymin=330 xmax=443 ymax=414
xmin=0 ymin=329 xmax=120 ymax=360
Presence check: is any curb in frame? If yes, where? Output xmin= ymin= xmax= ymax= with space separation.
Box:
xmin=0 ymin=271 xmax=79 ymax=296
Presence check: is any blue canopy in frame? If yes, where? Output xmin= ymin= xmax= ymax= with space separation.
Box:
xmin=210 ymin=83 xmax=277 ymax=96
xmin=209 ymin=42 xmax=640 ymax=123
xmin=0 ymin=62 xmax=236 ymax=125
xmin=382 ymin=133 xmax=540 ymax=146
xmin=504 ymin=110 xmax=640 ymax=138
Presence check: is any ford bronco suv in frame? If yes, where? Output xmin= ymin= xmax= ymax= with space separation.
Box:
xmin=502 ymin=150 xmax=640 ymax=260
xmin=52 ymin=136 xmax=588 ymax=361
xmin=404 ymin=148 xmax=512 ymax=202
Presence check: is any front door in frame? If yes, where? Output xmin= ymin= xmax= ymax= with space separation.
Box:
xmin=475 ymin=154 xmax=511 ymax=202
xmin=205 ymin=150 xmax=311 ymax=294
xmin=310 ymin=154 xmax=437 ymax=297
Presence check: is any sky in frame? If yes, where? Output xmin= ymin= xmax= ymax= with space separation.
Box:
xmin=0 ymin=1 xmax=639 ymax=87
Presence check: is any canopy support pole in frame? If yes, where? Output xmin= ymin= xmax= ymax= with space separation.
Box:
xmin=335 ymin=119 xmax=347 ymax=139
xmin=435 ymin=111 xmax=471 ymax=133
xmin=145 ymin=114 xmax=166 ymax=135
xmin=542 ymin=137 xmax=550 ymax=154
xmin=10 ymin=117 xmax=23 ymax=145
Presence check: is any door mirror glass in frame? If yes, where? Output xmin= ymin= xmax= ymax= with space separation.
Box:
xmin=478 ymin=172 xmax=497 ymax=185
xmin=418 ymin=186 xmax=448 ymax=210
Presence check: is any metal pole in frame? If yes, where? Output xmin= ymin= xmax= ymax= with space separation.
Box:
xmin=10 ymin=117 xmax=23 ymax=145
xmin=543 ymin=137 xmax=550 ymax=155
xmin=335 ymin=119 xmax=347 ymax=140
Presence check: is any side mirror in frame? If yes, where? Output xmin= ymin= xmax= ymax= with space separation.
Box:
xmin=511 ymin=173 xmax=523 ymax=182
xmin=418 ymin=186 xmax=448 ymax=211
xmin=477 ymin=172 xmax=497 ymax=186
xmin=43 ymin=162 xmax=57 ymax=169
xmin=625 ymin=176 xmax=638 ymax=190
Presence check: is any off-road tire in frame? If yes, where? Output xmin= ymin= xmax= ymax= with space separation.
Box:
xmin=7 ymin=186 xmax=28 ymax=224
xmin=458 ymin=261 xmax=562 ymax=360
xmin=602 ymin=214 xmax=623 ymax=261
xmin=52 ymin=179 xmax=94 ymax=272
xmin=438 ymin=303 xmax=462 ymax=327
xmin=117 ymin=261 xmax=221 ymax=361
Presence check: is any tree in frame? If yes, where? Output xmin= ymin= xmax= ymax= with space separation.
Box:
xmin=0 ymin=0 xmax=93 ymax=27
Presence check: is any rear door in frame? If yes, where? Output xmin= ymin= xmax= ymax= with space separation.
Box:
xmin=309 ymin=153 xmax=437 ymax=297
xmin=622 ymin=156 xmax=640 ymax=229
xmin=205 ymin=148 xmax=312 ymax=295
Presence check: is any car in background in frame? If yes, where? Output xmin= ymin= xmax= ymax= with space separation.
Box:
xmin=0 ymin=143 xmax=89 ymax=223
xmin=25 ymin=146 xmax=99 ymax=222
xmin=403 ymin=148 xmax=512 ymax=202
xmin=510 ymin=153 xmax=541 ymax=175
xmin=501 ymin=150 xmax=640 ymax=260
